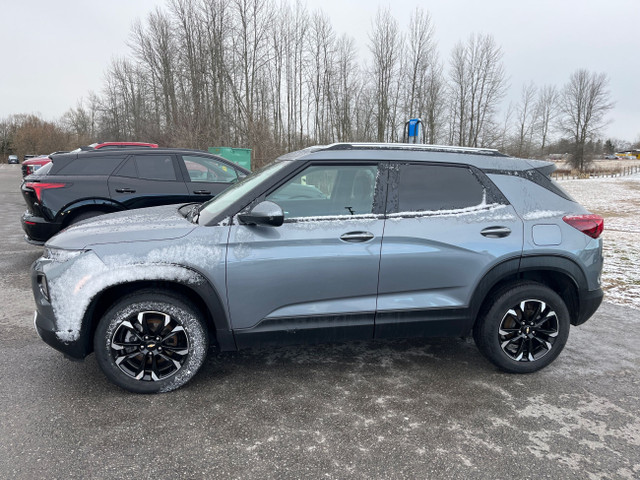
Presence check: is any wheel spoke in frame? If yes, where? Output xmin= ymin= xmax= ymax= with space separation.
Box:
xmin=506 ymin=308 xmax=523 ymax=325
xmin=532 ymin=335 xmax=552 ymax=351
xmin=162 ymin=345 xmax=189 ymax=356
xmin=115 ymin=351 xmax=141 ymax=365
xmin=534 ymin=311 xmax=556 ymax=328
xmin=513 ymin=337 xmax=525 ymax=361
xmin=158 ymin=353 xmax=182 ymax=369
xmin=150 ymin=354 xmax=160 ymax=381
xmin=535 ymin=328 xmax=558 ymax=338
xmin=111 ymin=339 xmax=142 ymax=351
xmin=499 ymin=327 xmax=519 ymax=335
xmin=134 ymin=356 xmax=147 ymax=380
xmin=527 ymin=338 xmax=535 ymax=361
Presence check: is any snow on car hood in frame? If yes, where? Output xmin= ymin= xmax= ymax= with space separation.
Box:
xmin=46 ymin=205 xmax=196 ymax=250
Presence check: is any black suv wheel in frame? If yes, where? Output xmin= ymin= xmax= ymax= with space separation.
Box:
xmin=473 ymin=282 xmax=570 ymax=373
xmin=94 ymin=291 xmax=209 ymax=393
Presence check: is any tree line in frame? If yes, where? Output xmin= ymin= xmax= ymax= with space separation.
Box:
xmin=1 ymin=0 xmax=633 ymax=170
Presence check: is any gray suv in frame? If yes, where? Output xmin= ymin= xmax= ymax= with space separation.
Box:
xmin=31 ymin=143 xmax=604 ymax=393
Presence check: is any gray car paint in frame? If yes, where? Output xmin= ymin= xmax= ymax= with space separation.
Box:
xmin=33 ymin=143 xmax=603 ymax=353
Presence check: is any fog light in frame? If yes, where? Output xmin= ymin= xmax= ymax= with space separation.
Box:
xmin=37 ymin=273 xmax=50 ymax=301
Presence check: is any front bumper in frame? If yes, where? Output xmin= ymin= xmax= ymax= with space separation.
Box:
xmin=22 ymin=211 xmax=62 ymax=244
xmin=34 ymin=310 xmax=90 ymax=359
xmin=31 ymin=261 xmax=91 ymax=360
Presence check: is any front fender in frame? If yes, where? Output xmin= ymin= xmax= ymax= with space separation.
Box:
xmin=46 ymin=251 xmax=208 ymax=343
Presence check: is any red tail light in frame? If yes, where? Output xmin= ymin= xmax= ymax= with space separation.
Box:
xmin=24 ymin=182 xmax=67 ymax=202
xmin=563 ymin=214 xmax=604 ymax=239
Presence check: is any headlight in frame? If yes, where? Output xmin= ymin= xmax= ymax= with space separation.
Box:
xmin=43 ymin=247 xmax=87 ymax=263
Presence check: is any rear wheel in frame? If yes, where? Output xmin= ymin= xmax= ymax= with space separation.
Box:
xmin=473 ymin=283 xmax=570 ymax=373
xmin=94 ymin=291 xmax=209 ymax=393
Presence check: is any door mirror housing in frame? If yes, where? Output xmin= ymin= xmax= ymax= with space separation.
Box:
xmin=238 ymin=201 xmax=284 ymax=226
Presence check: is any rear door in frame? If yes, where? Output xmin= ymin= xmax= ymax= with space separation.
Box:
xmin=108 ymin=153 xmax=191 ymax=209
xmin=376 ymin=162 xmax=524 ymax=338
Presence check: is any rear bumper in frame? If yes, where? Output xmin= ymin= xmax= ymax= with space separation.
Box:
xmin=22 ymin=211 xmax=62 ymax=244
xmin=573 ymin=288 xmax=604 ymax=326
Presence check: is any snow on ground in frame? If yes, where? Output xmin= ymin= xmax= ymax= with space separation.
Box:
xmin=559 ymin=174 xmax=640 ymax=309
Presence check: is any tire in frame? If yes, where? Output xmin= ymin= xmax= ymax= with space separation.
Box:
xmin=94 ymin=291 xmax=209 ymax=393
xmin=69 ymin=210 xmax=105 ymax=225
xmin=473 ymin=282 xmax=570 ymax=373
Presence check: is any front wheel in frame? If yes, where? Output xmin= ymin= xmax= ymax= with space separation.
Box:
xmin=94 ymin=291 xmax=209 ymax=393
xmin=473 ymin=282 xmax=570 ymax=373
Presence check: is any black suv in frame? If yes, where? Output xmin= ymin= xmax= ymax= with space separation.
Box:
xmin=21 ymin=148 xmax=249 ymax=244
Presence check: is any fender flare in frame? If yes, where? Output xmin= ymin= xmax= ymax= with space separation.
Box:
xmin=467 ymin=254 xmax=588 ymax=329
xmin=56 ymin=198 xmax=126 ymax=224
xmin=68 ymin=262 xmax=234 ymax=355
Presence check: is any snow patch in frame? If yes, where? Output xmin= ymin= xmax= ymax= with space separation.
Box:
xmin=48 ymin=240 xmax=223 ymax=342
xmin=522 ymin=210 xmax=564 ymax=221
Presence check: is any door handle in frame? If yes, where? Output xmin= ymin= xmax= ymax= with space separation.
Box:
xmin=481 ymin=226 xmax=511 ymax=238
xmin=193 ymin=190 xmax=211 ymax=195
xmin=115 ymin=188 xmax=136 ymax=193
xmin=340 ymin=231 xmax=375 ymax=242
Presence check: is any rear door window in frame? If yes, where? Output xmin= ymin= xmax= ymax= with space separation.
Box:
xmin=396 ymin=164 xmax=485 ymax=213
xmin=135 ymin=154 xmax=179 ymax=181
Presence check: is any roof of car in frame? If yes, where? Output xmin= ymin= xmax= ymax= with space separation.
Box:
xmin=278 ymin=143 xmax=553 ymax=172
xmin=49 ymin=148 xmax=251 ymax=173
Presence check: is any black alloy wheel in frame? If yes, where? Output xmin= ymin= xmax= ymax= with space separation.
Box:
xmin=110 ymin=311 xmax=190 ymax=381
xmin=94 ymin=291 xmax=209 ymax=393
xmin=473 ymin=282 xmax=570 ymax=373
xmin=498 ymin=299 xmax=559 ymax=362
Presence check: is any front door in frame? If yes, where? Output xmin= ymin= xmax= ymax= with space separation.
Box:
xmin=226 ymin=162 xmax=387 ymax=347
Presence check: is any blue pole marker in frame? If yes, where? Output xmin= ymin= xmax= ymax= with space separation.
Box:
xmin=404 ymin=118 xmax=423 ymax=144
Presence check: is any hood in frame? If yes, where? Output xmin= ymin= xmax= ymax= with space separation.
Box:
xmin=46 ymin=205 xmax=196 ymax=250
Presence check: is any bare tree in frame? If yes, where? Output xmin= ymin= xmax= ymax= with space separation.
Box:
xmin=368 ymin=8 xmax=403 ymax=142
xmin=559 ymin=69 xmax=614 ymax=171
xmin=513 ymin=82 xmax=538 ymax=157
xmin=402 ymin=8 xmax=445 ymax=144
xmin=535 ymin=84 xmax=558 ymax=156
xmin=448 ymin=34 xmax=507 ymax=147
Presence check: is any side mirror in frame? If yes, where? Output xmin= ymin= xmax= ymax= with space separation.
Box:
xmin=238 ymin=200 xmax=284 ymax=227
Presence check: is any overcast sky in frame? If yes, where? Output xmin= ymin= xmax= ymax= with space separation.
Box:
xmin=1 ymin=0 xmax=638 ymax=141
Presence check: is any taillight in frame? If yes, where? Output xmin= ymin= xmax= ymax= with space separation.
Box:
xmin=24 ymin=182 xmax=67 ymax=202
xmin=563 ymin=214 xmax=604 ymax=239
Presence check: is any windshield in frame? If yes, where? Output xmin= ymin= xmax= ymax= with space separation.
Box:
xmin=197 ymin=160 xmax=290 ymax=225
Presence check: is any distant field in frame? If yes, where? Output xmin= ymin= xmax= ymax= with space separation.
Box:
xmin=561 ymin=174 xmax=640 ymax=309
